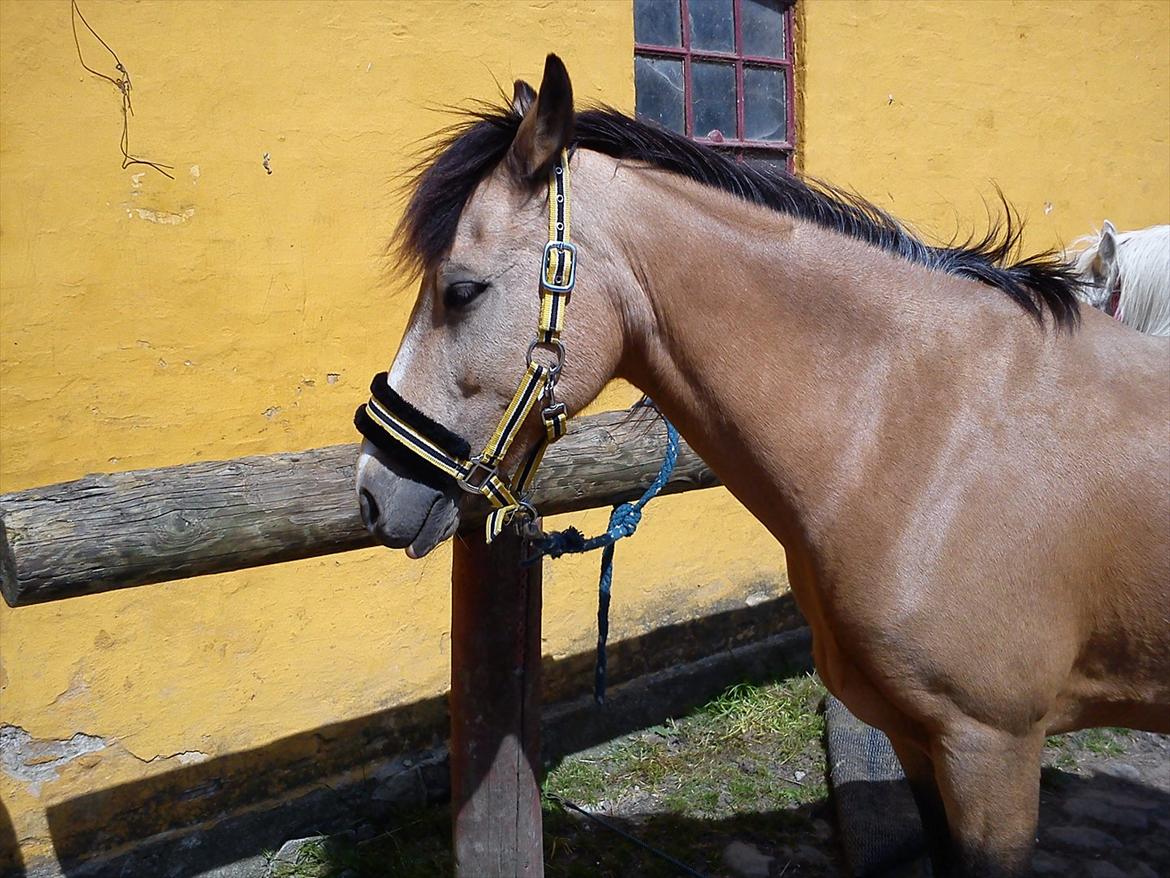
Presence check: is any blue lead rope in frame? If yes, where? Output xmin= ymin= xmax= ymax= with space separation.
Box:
xmin=529 ymin=416 xmax=680 ymax=704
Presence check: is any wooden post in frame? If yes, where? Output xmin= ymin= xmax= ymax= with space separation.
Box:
xmin=450 ymin=528 xmax=544 ymax=877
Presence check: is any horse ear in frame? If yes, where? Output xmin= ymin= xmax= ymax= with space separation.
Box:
xmin=508 ymin=54 xmax=574 ymax=183
xmin=1100 ymin=220 xmax=1118 ymax=263
xmin=512 ymin=80 xmax=537 ymax=116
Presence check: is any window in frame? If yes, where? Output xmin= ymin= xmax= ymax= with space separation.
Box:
xmin=634 ymin=0 xmax=795 ymax=162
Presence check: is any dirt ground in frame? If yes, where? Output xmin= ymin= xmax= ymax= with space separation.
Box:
xmin=266 ymin=675 xmax=1169 ymax=878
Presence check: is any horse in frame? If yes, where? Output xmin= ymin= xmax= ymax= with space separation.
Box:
xmin=1069 ymin=220 xmax=1170 ymax=336
xmin=353 ymin=55 xmax=1170 ymax=877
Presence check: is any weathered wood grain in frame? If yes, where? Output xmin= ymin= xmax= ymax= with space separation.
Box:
xmin=450 ymin=529 xmax=544 ymax=876
xmin=1 ymin=408 xmax=718 ymax=606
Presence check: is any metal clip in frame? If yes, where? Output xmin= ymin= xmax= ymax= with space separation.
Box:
xmin=542 ymin=400 xmax=567 ymax=423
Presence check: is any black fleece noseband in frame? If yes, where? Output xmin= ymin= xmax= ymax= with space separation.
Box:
xmin=354 ymin=373 xmax=471 ymax=492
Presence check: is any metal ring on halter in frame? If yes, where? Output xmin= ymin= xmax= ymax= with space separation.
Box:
xmin=526 ymin=338 xmax=565 ymax=379
xmin=518 ymin=516 xmax=549 ymax=558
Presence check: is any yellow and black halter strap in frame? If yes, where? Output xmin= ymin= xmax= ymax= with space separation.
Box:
xmin=356 ymin=150 xmax=575 ymax=541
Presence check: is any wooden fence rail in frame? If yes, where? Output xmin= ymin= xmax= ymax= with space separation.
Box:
xmin=1 ymin=405 xmax=727 ymax=878
xmin=0 ymin=407 xmax=718 ymax=607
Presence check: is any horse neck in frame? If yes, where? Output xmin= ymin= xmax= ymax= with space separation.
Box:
xmin=602 ymin=169 xmax=962 ymax=551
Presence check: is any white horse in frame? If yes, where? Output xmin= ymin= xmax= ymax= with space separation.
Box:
xmin=1070 ymin=221 xmax=1170 ymax=336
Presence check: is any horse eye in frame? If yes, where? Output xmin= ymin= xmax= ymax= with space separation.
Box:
xmin=443 ymin=281 xmax=488 ymax=310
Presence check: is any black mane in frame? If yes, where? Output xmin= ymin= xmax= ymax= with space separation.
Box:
xmin=397 ymin=104 xmax=1081 ymax=329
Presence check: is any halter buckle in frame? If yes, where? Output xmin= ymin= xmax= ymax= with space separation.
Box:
xmin=540 ymin=241 xmax=578 ymax=293
xmin=458 ymin=458 xmax=499 ymax=494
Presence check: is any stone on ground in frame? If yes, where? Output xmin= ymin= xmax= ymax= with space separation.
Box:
xmin=722 ymin=840 xmax=773 ymax=878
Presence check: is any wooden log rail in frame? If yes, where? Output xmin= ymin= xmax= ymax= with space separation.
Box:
xmin=0 ymin=407 xmax=718 ymax=607
xmin=0 ymin=406 xmax=725 ymax=878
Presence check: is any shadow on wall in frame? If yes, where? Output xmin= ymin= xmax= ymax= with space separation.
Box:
xmin=40 ymin=593 xmax=807 ymax=877
xmin=1 ymin=799 xmax=24 ymax=878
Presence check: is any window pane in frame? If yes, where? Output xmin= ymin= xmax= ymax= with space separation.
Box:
xmin=688 ymin=0 xmax=734 ymax=52
xmin=742 ymin=0 xmax=786 ymax=58
xmin=743 ymin=66 xmax=787 ymax=141
xmin=691 ymin=62 xmax=736 ymax=140
xmin=634 ymin=0 xmax=682 ymax=47
xmin=635 ymin=55 xmax=685 ymax=134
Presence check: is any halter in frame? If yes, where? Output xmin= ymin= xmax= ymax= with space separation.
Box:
xmin=355 ymin=150 xmax=576 ymax=542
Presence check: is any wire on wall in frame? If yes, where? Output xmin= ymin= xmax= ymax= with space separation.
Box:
xmin=71 ymin=0 xmax=174 ymax=180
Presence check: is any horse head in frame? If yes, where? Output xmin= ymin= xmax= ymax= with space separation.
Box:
xmin=354 ymin=56 xmax=627 ymax=557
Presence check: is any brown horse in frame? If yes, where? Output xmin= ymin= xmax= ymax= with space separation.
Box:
xmin=354 ymin=55 xmax=1170 ymax=876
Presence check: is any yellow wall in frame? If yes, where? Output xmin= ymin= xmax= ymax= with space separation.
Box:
xmin=1 ymin=0 xmax=1167 ymax=871
xmin=0 ymin=1 xmax=787 ymax=868
xmin=799 ymin=0 xmax=1170 ymax=246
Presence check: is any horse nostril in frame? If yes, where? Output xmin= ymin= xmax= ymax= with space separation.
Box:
xmin=359 ymin=489 xmax=381 ymax=529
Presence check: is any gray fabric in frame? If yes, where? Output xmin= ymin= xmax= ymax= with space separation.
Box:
xmin=823 ymin=695 xmax=932 ymax=877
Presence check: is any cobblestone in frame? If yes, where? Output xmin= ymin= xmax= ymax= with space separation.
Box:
xmin=1097 ymin=763 xmax=1143 ymax=783
xmin=721 ymin=840 xmax=772 ymax=878
xmin=1044 ymin=825 xmax=1123 ymax=850
xmin=1063 ymin=795 xmax=1151 ymax=829
xmin=1035 ymin=730 xmax=1170 ymax=877
xmin=1030 ymin=850 xmax=1070 ymax=874
xmin=1088 ymin=789 xmax=1163 ymax=811
xmin=1083 ymin=861 xmax=1128 ymax=878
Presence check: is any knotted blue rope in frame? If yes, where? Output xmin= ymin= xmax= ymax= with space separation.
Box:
xmin=529 ymin=417 xmax=680 ymax=704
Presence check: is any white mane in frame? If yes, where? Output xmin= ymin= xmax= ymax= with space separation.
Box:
xmin=1070 ymin=223 xmax=1170 ymax=336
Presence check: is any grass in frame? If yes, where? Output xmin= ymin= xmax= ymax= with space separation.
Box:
xmin=1044 ymin=727 xmax=1132 ymax=771
xmin=261 ymin=683 xmax=1150 ymax=877
xmin=545 ymin=674 xmax=828 ymax=818
xmin=268 ymin=673 xmax=833 ymax=877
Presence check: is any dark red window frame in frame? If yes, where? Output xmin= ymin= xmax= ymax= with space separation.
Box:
xmin=634 ymin=0 xmax=796 ymax=157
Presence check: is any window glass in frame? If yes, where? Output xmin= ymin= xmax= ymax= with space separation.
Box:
xmin=634 ymin=0 xmax=794 ymax=154
xmin=634 ymin=0 xmax=682 ymax=47
xmin=692 ymin=62 xmax=737 ymax=139
xmin=743 ymin=66 xmax=787 ymax=141
xmin=741 ymin=0 xmax=786 ymax=58
xmin=635 ymin=55 xmax=686 ymax=134
xmin=688 ymin=0 xmax=734 ymax=52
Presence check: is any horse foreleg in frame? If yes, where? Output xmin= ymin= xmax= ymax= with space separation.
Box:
xmin=887 ymin=733 xmax=952 ymax=874
xmin=929 ymin=722 xmax=1044 ymax=878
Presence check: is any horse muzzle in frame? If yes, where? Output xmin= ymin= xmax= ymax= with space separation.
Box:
xmin=356 ymin=440 xmax=460 ymax=558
